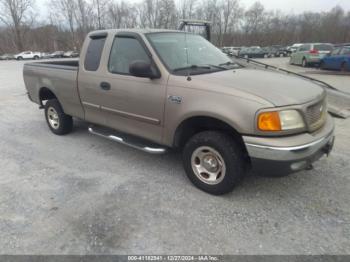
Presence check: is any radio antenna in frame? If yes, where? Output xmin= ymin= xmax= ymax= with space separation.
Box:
xmin=184 ymin=30 xmax=191 ymax=81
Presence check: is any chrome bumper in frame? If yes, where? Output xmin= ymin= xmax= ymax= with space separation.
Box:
xmin=243 ymin=115 xmax=335 ymax=174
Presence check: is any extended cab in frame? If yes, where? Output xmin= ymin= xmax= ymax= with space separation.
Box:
xmin=23 ymin=29 xmax=335 ymax=195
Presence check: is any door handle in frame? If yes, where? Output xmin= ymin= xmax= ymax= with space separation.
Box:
xmin=100 ymin=82 xmax=111 ymax=90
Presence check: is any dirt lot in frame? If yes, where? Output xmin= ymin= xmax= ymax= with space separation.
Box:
xmin=0 ymin=59 xmax=349 ymax=255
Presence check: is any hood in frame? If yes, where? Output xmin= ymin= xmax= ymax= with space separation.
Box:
xmin=193 ymin=68 xmax=325 ymax=107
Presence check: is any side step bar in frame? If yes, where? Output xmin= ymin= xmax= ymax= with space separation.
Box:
xmin=88 ymin=125 xmax=167 ymax=154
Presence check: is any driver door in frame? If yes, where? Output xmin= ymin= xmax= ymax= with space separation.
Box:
xmin=99 ymin=34 xmax=167 ymax=144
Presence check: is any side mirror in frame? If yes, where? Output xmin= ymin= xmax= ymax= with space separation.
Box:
xmin=129 ymin=60 xmax=159 ymax=79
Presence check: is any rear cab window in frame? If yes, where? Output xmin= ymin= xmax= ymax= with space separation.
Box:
xmin=84 ymin=34 xmax=107 ymax=71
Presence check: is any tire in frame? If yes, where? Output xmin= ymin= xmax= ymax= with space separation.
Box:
xmin=302 ymin=58 xmax=308 ymax=67
xmin=17 ymin=56 xmax=23 ymax=60
xmin=341 ymin=62 xmax=348 ymax=72
xmin=264 ymin=54 xmax=268 ymax=58
xmin=182 ymin=131 xmax=246 ymax=195
xmin=289 ymin=57 xmax=293 ymax=65
xmin=44 ymin=99 xmax=73 ymax=135
xmin=320 ymin=61 xmax=325 ymax=70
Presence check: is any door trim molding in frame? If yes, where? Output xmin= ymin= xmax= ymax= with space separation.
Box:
xmin=101 ymin=106 xmax=160 ymax=125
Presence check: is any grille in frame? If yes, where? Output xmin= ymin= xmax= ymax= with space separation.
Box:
xmin=305 ymin=99 xmax=327 ymax=132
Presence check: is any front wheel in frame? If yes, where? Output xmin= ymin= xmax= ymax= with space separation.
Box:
xmin=44 ymin=99 xmax=73 ymax=135
xmin=341 ymin=62 xmax=348 ymax=72
xmin=182 ymin=131 xmax=246 ymax=195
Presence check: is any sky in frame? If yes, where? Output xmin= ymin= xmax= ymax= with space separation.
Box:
xmin=241 ymin=0 xmax=350 ymax=13
xmin=35 ymin=0 xmax=350 ymax=19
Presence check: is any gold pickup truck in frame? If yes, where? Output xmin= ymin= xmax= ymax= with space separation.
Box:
xmin=23 ymin=29 xmax=335 ymax=195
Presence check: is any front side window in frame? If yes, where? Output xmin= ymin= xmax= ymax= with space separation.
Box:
xmin=331 ymin=48 xmax=341 ymax=56
xmin=147 ymin=32 xmax=240 ymax=75
xmin=84 ymin=36 xmax=106 ymax=71
xmin=108 ymin=37 xmax=151 ymax=74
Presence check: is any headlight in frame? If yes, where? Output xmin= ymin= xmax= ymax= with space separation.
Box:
xmin=258 ymin=110 xmax=305 ymax=131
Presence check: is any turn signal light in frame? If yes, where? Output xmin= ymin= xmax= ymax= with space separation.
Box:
xmin=258 ymin=112 xmax=281 ymax=131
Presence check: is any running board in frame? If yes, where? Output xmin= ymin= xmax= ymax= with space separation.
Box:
xmin=88 ymin=125 xmax=167 ymax=154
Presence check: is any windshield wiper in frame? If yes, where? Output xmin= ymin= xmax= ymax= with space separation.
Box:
xmin=218 ymin=61 xmax=238 ymax=67
xmin=173 ymin=65 xmax=211 ymax=72
xmin=205 ymin=64 xmax=227 ymax=70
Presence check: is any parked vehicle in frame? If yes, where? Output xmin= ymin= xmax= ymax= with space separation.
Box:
xmin=263 ymin=46 xmax=287 ymax=57
xmin=63 ymin=51 xmax=79 ymax=58
xmin=222 ymin=46 xmax=241 ymax=56
xmin=14 ymin=51 xmax=41 ymax=60
xmin=320 ymin=46 xmax=350 ymax=72
xmin=0 ymin=53 xmax=14 ymax=60
xmin=23 ymin=29 xmax=335 ymax=195
xmin=41 ymin=52 xmax=51 ymax=59
xmin=50 ymin=51 xmax=65 ymax=58
xmin=286 ymin=43 xmax=303 ymax=56
xmin=290 ymin=43 xmax=334 ymax=67
xmin=239 ymin=47 xmax=269 ymax=58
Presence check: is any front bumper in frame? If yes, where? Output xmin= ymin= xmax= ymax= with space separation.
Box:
xmin=243 ymin=115 xmax=335 ymax=176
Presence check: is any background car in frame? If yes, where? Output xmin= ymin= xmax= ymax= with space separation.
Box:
xmin=238 ymin=47 xmax=269 ymax=58
xmin=50 ymin=51 xmax=65 ymax=58
xmin=289 ymin=43 xmax=333 ymax=67
xmin=0 ymin=53 xmax=14 ymax=60
xmin=320 ymin=46 xmax=350 ymax=72
xmin=286 ymin=43 xmax=303 ymax=56
xmin=14 ymin=51 xmax=41 ymax=60
xmin=263 ymin=45 xmax=287 ymax=57
xmin=63 ymin=51 xmax=79 ymax=58
xmin=41 ymin=52 xmax=51 ymax=59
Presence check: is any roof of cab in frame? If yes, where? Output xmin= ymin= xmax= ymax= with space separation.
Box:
xmin=88 ymin=28 xmax=184 ymax=36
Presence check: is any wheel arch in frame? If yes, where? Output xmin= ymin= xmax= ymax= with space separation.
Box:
xmin=38 ymin=87 xmax=58 ymax=107
xmin=173 ymin=115 xmax=250 ymax=162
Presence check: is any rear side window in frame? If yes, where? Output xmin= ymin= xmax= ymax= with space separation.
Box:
xmin=299 ymin=45 xmax=311 ymax=51
xmin=340 ymin=47 xmax=350 ymax=55
xmin=84 ymin=36 xmax=106 ymax=71
xmin=331 ymin=48 xmax=341 ymax=55
xmin=315 ymin=44 xmax=333 ymax=51
xmin=108 ymin=37 xmax=151 ymax=75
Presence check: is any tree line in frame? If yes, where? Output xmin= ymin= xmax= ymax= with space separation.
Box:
xmin=0 ymin=0 xmax=350 ymax=53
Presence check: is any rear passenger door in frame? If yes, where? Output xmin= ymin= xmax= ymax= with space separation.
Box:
xmin=296 ymin=44 xmax=310 ymax=64
xmin=327 ymin=48 xmax=341 ymax=69
xmin=78 ymin=33 xmax=108 ymax=126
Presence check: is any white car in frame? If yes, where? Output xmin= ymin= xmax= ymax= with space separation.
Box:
xmin=14 ymin=51 xmax=41 ymax=60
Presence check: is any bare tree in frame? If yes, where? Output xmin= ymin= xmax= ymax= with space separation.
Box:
xmin=0 ymin=0 xmax=34 ymax=51
xmin=93 ymin=0 xmax=109 ymax=29
xmin=49 ymin=0 xmax=76 ymax=49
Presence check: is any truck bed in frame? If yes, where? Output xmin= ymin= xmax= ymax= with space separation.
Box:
xmin=25 ymin=59 xmax=79 ymax=70
xmin=23 ymin=59 xmax=84 ymax=119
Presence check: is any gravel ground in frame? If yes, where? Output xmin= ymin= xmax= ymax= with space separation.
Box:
xmin=0 ymin=59 xmax=349 ymax=255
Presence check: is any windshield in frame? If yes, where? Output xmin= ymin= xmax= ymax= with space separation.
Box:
xmin=147 ymin=32 xmax=240 ymax=75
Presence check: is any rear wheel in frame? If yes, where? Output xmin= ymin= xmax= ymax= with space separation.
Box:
xmin=44 ymin=99 xmax=73 ymax=135
xmin=302 ymin=58 xmax=308 ymax=67
xmin=182 ymin=131 xmax=246 ymax=195
xmin=17 ymin=56 xmax=23 ymax=60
